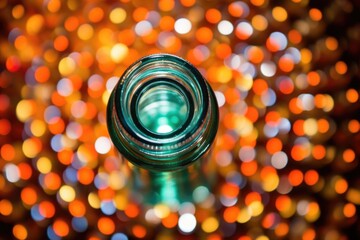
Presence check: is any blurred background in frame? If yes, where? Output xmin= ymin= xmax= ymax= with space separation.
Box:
xmin=1 ymin=0 xmax=360 ymax=239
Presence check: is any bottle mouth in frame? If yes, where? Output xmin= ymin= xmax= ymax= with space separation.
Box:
xmin=131 ymin=78 xmax=194 ymax=138
xmin=108 ymin=54 xmax=218 ymax=170
xmin=114 ymin=54 xmax=208 ymax=147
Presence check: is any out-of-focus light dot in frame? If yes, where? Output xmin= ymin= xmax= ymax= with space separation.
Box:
xmin=30 ymin=119 xmax=46 ymax=137
xmin=237 ymin=207 xmax=251 ymax=223
xmin=305 ymin=202 xmax=320 ymax=222
xmin=147 ymin=10 xmax=161 ymax=26
xmin=132 ymin=225 xmax=147 ymax=238
xmin=154 ymin=204 xmax=171 ymax=219
xmin=179 ymin=202 xmax=195 ymax=215
xmin=77 ymin=23 xmax=94 ymax=40
xmin=248 ymin=201 xmax=264 ymax=216
xmin=47 ymin=0 xmax=61 ymax=13
xmin=111 ymin=43 xmax=128 ymax=63
xmin=334 ymin=178 xmax=348 ymax=194
xmin=71 ymin=100 xmax=87 ymax=118
xmin=218 ymin=20 xmax=234 ymax=35
xmin=0 ymin=199 xmax=13 ymax=216
xmin=57 ymin=78 xmax=73 ymax=97
xmin=309 ymin=8 xmax=322 ymax=21
xmin=272 ymin=6 xmax=288 ymax=22
xmin=94 ymin=172 xmax=109 ymax=189
xmin=16 ymin=100 xmax=34 ymax=122
xmin=214 ymin=91 xmax=225 ymax=107
xmin=21 ymin=187 xmax=38 ymax=206
xmin=193 ymin=186 xmax=210 ymax=203
xmin=59 ymin=185 xmax=76 ymax=202
xmin=260 ymin=61 xmax=276 ymax=77
xmin=68 ymin=199 xmax=86 ymax=217
xmin=58 ymin=57 xmax=76 ymax=76
xmin=23 ymin=138 xmax=42 ymax=158
xmin=346 ymin=89 xmax=359 ymax=103
xmin=72 ymin=217 xmax=88 ymax=232
xmin=37 ymin=157 xmax=52 ymax=174
xmin=288 ymin=169 xmax=304 ymax=186
xmin=267 ymin=32 xmax=287 ymax=52
xmin=158 ymin=0 xmax=175 ymax=11
xmin=216 ymin=150 xmax=233 ymax=166
xmin=178 ymin=213 xmax=196 ymax=233
xmin=0 ymin=119 xmax=11 ymax=136
xmin=335 ymin=61 xmax=348 ymax=75
xmin=39 ymin=201 xmax=56 ymax=218
xmin=109 ymin=171 xmax=126 ymax=190
xmin=205 ymin=8 xmax=222 ymax=24
xmin=88 ymin=192 xmax=101 ymax=209
xmin=12 ymin=4 xmax=25 ymax=19
xmin=66 ymin=122 xmax=83 ymax=140
xmin=135 ymin=20 xmax=152 ymax=36
xmin=26 ymin=14 xmax=44 ymax=34
xmin=304 ymin=170 xmax=319 ymax=186
xmin=174 ymin=18 xmax=192 ymax=34
xmin=301 ymin=48 xmax=312 ymax=64
xmin=298 ymin=93 xmax=315 ymax=111
xmin=252 ymin=15 xmax=268 ymax=31
xmin=261 ymin=89 xmax=277 ymax=106
xmin=50 ymin=134 xmax=64 ymax=152
xmin=6 ymin=55 xmax=21 ymax=72
xmin=276 ymin=76 xmax=294 ymax=95
xmin=13 ymin=224 xmax=28 ymax=240
xmin=239 ymin=146 xmax=256 ymax=162
xmin=262 ymin=172 xmax=279 ymax=192
xmin=53 ymin=219 xmax=69 ymax=238
xmin=348 ymin=119 xmax=360 ymax=133
xmin=202 ymin=217 xmax=219 ymax=233
xmin=53 ymin=35 xmax=69 ymax=52
xmin=1 ymin=144 xmax=15 ymax=161
xmin=325 ymin=37 xmax=338 ymax=51
xmin=63 ymin=166 xmax=78 ymax=184
xmin=235 ymin=21 xmax=253 ymax=40
xmin=101 ymin=200 xmax=117 ymax=215
xmin=88 ymin=7 xmax=104 ymax=23
xmin=106 ymin=77 xmax=118 ymax=92
xmin=0 ymin=94 xmax=10 ymax=112
xmin=343 ymin=203 xmax=356 ymax=218
xmin=95 ymin=137 xmax=112 ymax=154
xmin=31 ymin=205 xmax=45 ymax=221
xmin=303 ymin=118 xmax=318 ymax=136
xmin=237 ymin=74 xmax=253 ymax=91
xmin=98 ymin=217 xmax=115 ymax=235
xmin=112 ymin=233 xmax=129 ymax=240
xmin=288 ymin=29 xmax=302 ymax=45
xmin=216 ymin=65 xmax=233 ymax=83
xmin=46 ymin=225 xmax=58 ymax=239
xmin=271 ymin=151 xmax=288 ymax=169
xmin=343 ymin=149 xmax=355 ymax=163
xmin=109 ymin=8 xmax=127 ymax=24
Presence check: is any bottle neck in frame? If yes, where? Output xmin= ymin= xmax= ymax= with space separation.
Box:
xmin=107 ymin=54 xmax=218 ymax=171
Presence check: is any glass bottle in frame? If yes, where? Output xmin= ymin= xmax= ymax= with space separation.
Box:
xmin=107 ymin=54 xmax=219 ymax=205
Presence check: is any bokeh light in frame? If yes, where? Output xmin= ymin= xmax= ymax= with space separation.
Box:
xmin=0 ymin=0 xmax=359 ymax=239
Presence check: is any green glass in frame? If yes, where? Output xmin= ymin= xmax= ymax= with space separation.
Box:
xmin=107 ymin=54 xmax=218 ymax=204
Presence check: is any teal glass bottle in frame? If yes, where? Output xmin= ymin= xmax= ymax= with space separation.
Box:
xmin=107 ymin=54 xmax=219 ymax=204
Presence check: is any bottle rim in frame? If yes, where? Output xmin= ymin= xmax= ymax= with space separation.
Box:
xmin=107 ymin=54 xmax=218 ymax=171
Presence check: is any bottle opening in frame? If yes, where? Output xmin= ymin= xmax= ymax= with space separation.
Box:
xmin=134 ymin=79 xmax=191 ymax=136
xmin=109 ymin=54 xmax=218 ymax=169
